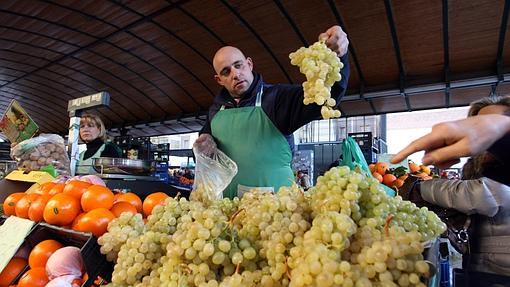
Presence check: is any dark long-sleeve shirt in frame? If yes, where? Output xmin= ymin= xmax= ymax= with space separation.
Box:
xmin=200 ymin=53 xmax=350 ymax=137
xmin=83 ymin=138 xmax=122 ymax=160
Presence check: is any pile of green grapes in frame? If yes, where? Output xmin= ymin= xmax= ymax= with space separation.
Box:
xmin=99 ymin=166 xmax=445 ymax=287
xmin=289 ymin=41 xmax=343 ymax=119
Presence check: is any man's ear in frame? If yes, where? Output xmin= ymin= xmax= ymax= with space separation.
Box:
xmin=246 ymin=57 xmax=253 ymax=71
xmin=214 ymin=74 xmax=223 ymax=86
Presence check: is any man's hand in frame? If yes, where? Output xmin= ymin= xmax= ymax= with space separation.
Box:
xmin=319 ymin=25 xmax=349 ymax=57
xmin=193 ymin=134 xmax=217 ymax=156
xmin=391 ymin=114 xmax=510 ymax=169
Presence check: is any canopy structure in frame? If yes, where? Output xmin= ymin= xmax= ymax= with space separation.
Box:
xmin=0 ymin=0 xmax=508 ymax=138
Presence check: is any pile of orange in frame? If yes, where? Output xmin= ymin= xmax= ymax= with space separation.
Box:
xmin=369 ymin=162 xmax=408 ymax=189
xmin=408 ymin=161 xmax=433 ymax=180
xmin=369 ymin=161 xmax=433 ymax=191
xmin=2 ymin=181 xmax=170 ymax=237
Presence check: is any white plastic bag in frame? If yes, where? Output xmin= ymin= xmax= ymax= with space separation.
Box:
xmin=190 ymin=147 xmax=237 ymax=204
xmin=10 ymin=133 xmax=71 ymax=176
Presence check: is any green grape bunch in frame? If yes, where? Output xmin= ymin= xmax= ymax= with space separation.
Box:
xmin=289 ymin=41 xmax=344 ymax=119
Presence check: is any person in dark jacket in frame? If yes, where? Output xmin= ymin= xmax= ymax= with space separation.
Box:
xmin=76 ymin=113 xmax=122 ymax=174
xmin=194 ymin=25 xmax=350 ymax=199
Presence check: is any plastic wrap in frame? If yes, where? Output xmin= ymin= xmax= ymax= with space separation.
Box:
xmin=190 ymin=147 xmax=237 ymax=204
xmin=11 ymin=134 xmax=70 ymax=176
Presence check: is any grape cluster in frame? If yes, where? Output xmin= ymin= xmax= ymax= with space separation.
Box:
xmin=99 ymin=165 xmax=445 ymax=287
xmin=289 ymin=41 xmax=343 ymax=119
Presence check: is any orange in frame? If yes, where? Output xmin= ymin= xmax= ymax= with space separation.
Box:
xmin=372 ymin=172 xmax=383 ymax=183
xmin=43 ymin=193 xmax=81 ymax=226
xmin=15 ymin=194 xmax=40 ymax=219
xmin=3 ymin=193 xmax=25 ymax=216
xmin=17 ymin=267 xmax=48 ymax=287
xmin=47 ymin=183 xmax=65 ymax=196
xmin=28 ymin=239 xmax=63 ymax=268
xmin=142 ymin=192 xmax=168 ymax=217
xmin=111 ymin=202 xmax=137 ymax=217
xmin=73 ymin=208 xmax=115 ymax=237
xmin=28 ymin=194 xmax=52 ymax=222
xmin=114 ymin=193 xmax=143 ymax=213
xmin=408 ymin=161 xmax=420 ymax=173
xmin=420 ymin=165 xmax=431 ymax=175
xmin=81 ymin=185 xmax=114 ymax=212
xmin=71 ymin=212 xmax=86 ymax=231
xmin=63 ymin=181 xmax=92 ymax=200
xmin=375 ymin=162 xmax=389 ymax=175
xmin=368 ymin=164 xmax=376 ymax=173
xmin=382 ymin=174 xmax=397 ymax=187
xmin=0 ymin=257 xmax=26 ymax=286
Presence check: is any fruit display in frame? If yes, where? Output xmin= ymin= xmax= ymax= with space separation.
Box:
xmin=97 ymin=166 xmax=446 ymax=287
xmin=370 ymin=161 xmax=433 ymax=191
xmin=1 ymin=240 xmax=90 ymax=286
xmin=2 ymin=177 xmax=146 ymax=238
xmin=289 ymin=41 xmax=343 ymax=119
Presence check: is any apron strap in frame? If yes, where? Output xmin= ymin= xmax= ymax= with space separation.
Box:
xmin=255 ymin=85 xmax=264 ymax=107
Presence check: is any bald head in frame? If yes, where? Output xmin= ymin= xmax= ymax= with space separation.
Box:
xmin=212 ymin=46 xmax=254 ymax=98
xmin=213 ymin=46 xmax=246 ymax=74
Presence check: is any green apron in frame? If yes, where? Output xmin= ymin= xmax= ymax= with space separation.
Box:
xmin=211 ymin=86 xmax=294 ymax=199
xmin=76 ymin=143 xmax=105 ymax=174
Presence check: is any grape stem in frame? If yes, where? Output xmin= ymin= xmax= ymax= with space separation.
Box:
xmin=385 ymin=214 xmax=394 ymax=237
xmin=235 ymin=262 xmax=241 ymax=274
xmin=285 ymin=256 xmax=292 ymax=280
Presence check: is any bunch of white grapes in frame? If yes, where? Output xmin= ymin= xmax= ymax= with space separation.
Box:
xmin=98 ymin=165 xmax=446 ymax=287
xmin=98 ymin=212 xmax=145 ymax=262
xmin=289 ymin=41 xmax=343 ymax=119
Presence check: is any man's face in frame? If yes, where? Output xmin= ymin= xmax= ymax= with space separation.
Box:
xmin=213 ymin=47 xmax=254 ymax=98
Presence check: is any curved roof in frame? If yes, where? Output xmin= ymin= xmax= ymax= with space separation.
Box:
xmin=0 ymin=0 xmax=508 ymax=138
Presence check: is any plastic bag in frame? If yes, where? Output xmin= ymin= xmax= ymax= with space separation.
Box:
xmin=10 ymin=133 xmax=71 ymax=176
xmin=190 ymin=146 xmax=237 ymax=205
xmin=340 ymin=137 xmax=395 ymax=196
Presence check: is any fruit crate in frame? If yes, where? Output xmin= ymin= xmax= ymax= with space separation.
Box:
xmin=20 ymin=222 xmax=113 ymax=286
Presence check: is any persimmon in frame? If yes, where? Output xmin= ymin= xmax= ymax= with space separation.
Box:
xmin=114 ymin=192 xmax=143 ymax=213
xmin=372 ymin=172 xmax=383 ymax=183
xmin=111 ymin=202 xmax=137 ymax=217
xmin=81 ymin=185 xmax=114 ymax=212
xmin=47 ymin=183 xmax=65 ymax=196
xmin=3 ymin=193 xmax=25 ymax=216
xmin=43 ymin=193 xmax=81 ymax=226
xmin=408 ymin=161 xmax=420 ymax=173
xmin=393 ymin=178 xmax=405 ymax=188
xmin=375 ymin=162 xmax=389 ymax=175
xmin=63 ymin=180 xmax=92 ymax=200
xmin=0 ymin=257 xmax=26 ymax=286
xmin=368 ymin=163 xmax=376 ymax=173
xmin=17 ymin=267 xmax=48 ymax=287
xmin=73 ymin=208 xmax=115 ymax=237
xmin=142 ymin=192 xmax=169 ymax=217
xmin=15 ymin=194 xmax=40 ymax=219
xmin=28 ymin=194 xmax=52 ymax=222
xmin=382 ymin=174 xmax=397 ymax=187
xmin=420 ymin=165 xmax=431 ymax=175
xmin=36 ymin=182 xmax=56 ymax=195
xmin=28 ymin=239 xmax=63 ymax=268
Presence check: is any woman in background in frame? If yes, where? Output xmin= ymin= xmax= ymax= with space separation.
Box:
xmin=76 ymin=114 xmax=122 ymax=174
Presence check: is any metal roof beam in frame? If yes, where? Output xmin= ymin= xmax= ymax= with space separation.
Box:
xmin=497 ymin=0 xmax=510 ymax=82
xmin=383 ymin=0 xmax=410 ymax=111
